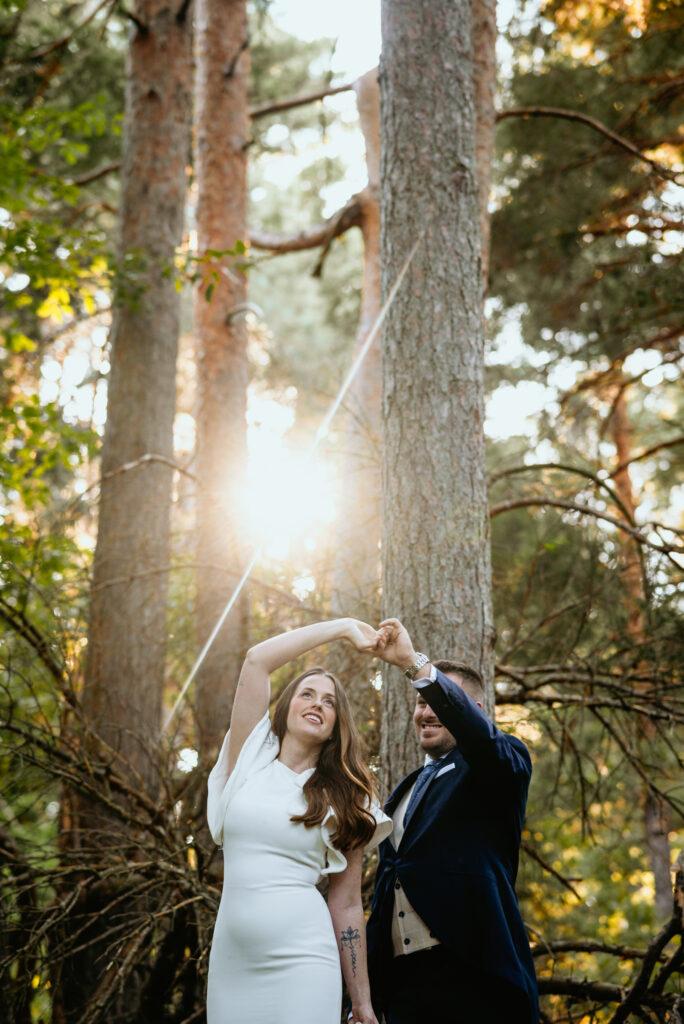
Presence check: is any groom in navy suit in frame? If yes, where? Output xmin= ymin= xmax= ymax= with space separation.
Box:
xmin=367 ymin=619 xmax=538 ymax=1024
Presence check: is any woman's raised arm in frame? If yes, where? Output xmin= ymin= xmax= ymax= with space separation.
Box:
xmin=226 ymin=618 xmax=381 ymax=775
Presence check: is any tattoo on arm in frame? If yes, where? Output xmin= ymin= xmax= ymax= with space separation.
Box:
xmin=340 ymin=926 xmax=360 ymax=977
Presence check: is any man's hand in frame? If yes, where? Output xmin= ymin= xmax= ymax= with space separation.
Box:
xmin=375 ymin=618 xmax=417 ymax=671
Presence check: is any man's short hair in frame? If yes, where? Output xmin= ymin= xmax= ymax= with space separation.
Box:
xmin=433 ymin=659 xmax=485 ymax=704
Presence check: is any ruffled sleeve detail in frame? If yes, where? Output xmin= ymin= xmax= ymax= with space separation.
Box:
xmin=320 ymin=808 xmax=348 ymax=876
xmin=320 ymin=800 xmax=394 ymax=876
xmin=206 ymin=712 xmax=277 ymax=846
xmin=365 ymin=799 xmax=393 ymax=852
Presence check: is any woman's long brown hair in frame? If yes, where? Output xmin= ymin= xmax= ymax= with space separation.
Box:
xmin=272 ymin=667 xmax=377 ymax=851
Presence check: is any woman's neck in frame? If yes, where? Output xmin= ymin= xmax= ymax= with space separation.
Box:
xmin=278 ymin=733 xmax=321 ymax=773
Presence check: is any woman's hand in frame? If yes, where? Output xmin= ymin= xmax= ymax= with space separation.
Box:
xmin=349 ymin=1005 xmax=379 ymax=1024
xmin=343 ymin=618 xmax=384 ymax=653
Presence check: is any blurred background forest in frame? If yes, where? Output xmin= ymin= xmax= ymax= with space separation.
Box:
xmin=1 ymin=0 xmax=683 ymax=1021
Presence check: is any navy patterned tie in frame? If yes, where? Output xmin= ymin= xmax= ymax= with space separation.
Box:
xmin=403 ymin=757 xmax=443 ymax=827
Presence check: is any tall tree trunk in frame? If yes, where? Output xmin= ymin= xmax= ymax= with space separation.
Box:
xmin=379 ymin=0 xmax=495 ymax=791
xmin=610 ymin=384 xmax=671 ymax=920
xmin=58 ymin=4 xmax=193 ymax=1020
xmin=331 ymin=68 xmax=382 ymax=625
xmin=473 ymin=0 xmax=497 ymax=289
xmin=83 ymin=0 xmax=193 ymax=791
xmin=194 ymin=0 xmax=250 ymax=760
xmin=328 ymin=70 xmax=382 ymax=741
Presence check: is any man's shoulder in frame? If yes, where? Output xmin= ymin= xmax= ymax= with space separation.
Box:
xmin=500 ymin=730 xmax=533 ymax=769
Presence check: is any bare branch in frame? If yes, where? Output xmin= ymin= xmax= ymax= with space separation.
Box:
xmin=250 ymin=193 xmax=362 ymax=255
xmin=489 ymin=496 xmax=684 ymax=555
xmin=522 ymin=841 xmax=583 ymax=900
xmin=496 ymin=105 xmax=684 ymax=185
xmin=251 ymin=81 xmax=355 ymax=121
xmin=610 ymin=435 xmax=684 ymax=479
xmin=532 ymin=939 xmax=667 ymax=962
xmin=69 ymin=162 xmax=121 ymax=187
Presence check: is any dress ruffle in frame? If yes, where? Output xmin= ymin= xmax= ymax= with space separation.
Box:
xmin=320 ymin=801 xmax=393 ymax=875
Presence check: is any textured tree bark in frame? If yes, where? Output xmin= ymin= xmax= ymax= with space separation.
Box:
xmin=610 ymin=386 xmax=672 ymax=921
xmin=82 ymin=0 xmax=192 ymax=788
xmin=473 ymin=0 xmax=497 ymax=288
xmin=59 ymin=5 xmax=192 ymax=1020
xmin=379 ymin=0 xmax=495 ymax=791
xmin=194 ymin=0 xmax=250 ymax=761
xmin=331 ymin=71 xmax=382 ymax=620
xmin=328 ymin=69 xmax=382 ymax=745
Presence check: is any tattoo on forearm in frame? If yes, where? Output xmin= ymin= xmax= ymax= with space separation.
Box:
xmin=340 ymin=926 xmax=360 ymax=976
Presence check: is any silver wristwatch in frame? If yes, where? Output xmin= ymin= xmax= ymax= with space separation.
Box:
xmin=403 ymin=652 xmax=430 ymax=680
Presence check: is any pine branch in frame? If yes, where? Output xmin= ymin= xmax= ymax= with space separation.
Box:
xmin=489 ymin=496 xmax=684 ymax=555
xmin=490 ymin=461 xmax=635 ymax=526
xmin=9 ymin=0 xmax=114 ymax=64
xmin=496 ymin=106 xmax=684 ymax=185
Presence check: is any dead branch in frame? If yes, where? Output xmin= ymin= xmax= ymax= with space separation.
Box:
xmin=250 ymin=80 xmax=355 ymax=120
xmin=249 ymin=193 xmax=363 ymax=255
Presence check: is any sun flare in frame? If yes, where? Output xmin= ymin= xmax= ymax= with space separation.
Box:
xmin=240 ymin=392 xmax=337 ymax=559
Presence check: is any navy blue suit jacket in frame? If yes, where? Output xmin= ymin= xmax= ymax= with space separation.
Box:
xmin=367 ymin=669 xmax=538 ymax=1023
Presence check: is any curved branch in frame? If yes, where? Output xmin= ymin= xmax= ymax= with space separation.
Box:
xmin=69 ymin=162 xmax=121 ymax=187
xmin=489 ymin=461 xmax=634 ymax=525
xmin=610 ymin=435 xmax=684 ymax=479
xmin=497 ymin=690 xmax=683 ymax=725
xmin=249 ymin=193 xmax=363 ymax=255
xmin=489 ymin=497 xmax=684 ymax=554
xmin=496 ymin=106 xmax=684 ymax=185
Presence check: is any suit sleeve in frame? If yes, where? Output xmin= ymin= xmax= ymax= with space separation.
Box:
xmin=414 ymin=669 xmax=532 ymax=784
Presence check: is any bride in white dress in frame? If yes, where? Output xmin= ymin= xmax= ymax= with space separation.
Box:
xmin=206 ymin=617 xmax=392 ymax=1024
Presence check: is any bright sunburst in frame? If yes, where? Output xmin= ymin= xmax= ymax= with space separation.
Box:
xmin=241 ymin=390 xmax=337 ymax=559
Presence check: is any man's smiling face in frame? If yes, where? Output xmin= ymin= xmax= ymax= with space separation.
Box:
xmin=413 ymin=691 xmax=457 ymax=758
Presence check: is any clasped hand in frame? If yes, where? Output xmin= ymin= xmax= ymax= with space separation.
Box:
xmin=344 ymin=617 xmax=416 ymax=671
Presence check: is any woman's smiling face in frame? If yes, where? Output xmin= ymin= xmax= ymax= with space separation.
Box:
xmin=286 ymin=674 xmax=337 ymax=745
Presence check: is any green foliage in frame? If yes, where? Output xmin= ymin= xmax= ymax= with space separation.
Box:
xmin=0 ymin=0 xmax=124 ymax=361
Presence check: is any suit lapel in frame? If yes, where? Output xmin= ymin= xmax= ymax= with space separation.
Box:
xmin=399 ymin=748 xmax=467 ymax=843
xmin=384 ymin=767 xmax=421 ymax=818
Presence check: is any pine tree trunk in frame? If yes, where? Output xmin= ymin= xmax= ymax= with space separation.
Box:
xmin=473 ymin=0 xmax=497 ymax=288
xmin=331 ymin=68 xmax=382 ymax=626
xmin=58 ymin=4 xmax=192 ymax=1019
xmin=610 ymin=385 xmax=672 ymax=920
xmin=379 ymin=0 xmax=495 ymax=791
xmin=83 ymin=0 xmax=192 ymax=790
xmin=328 ymin=71 xmax=382 ymax=739
xmin=193 ymin=0 xmax=250 ymax=760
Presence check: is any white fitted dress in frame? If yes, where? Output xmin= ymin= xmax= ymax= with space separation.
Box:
xmin=206 ymin=713 xmax=392 ymax=1024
